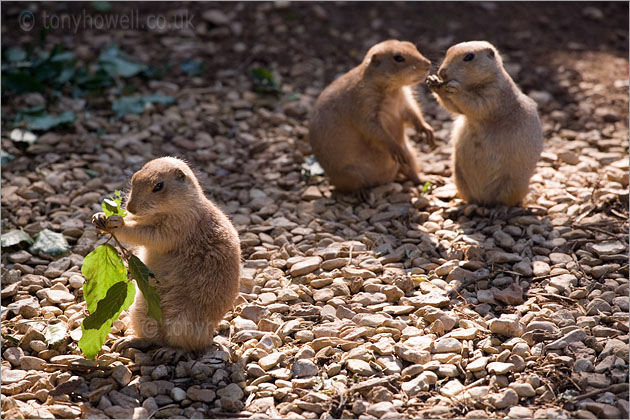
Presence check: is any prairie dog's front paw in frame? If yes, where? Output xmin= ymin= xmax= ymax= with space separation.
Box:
xmin=92 ymin=213 xmax=124 ymax=232
xmin=425 ymin=74 xmax=443 ymax=91
xmin=444 ymin=80 xmax=461 ymax=94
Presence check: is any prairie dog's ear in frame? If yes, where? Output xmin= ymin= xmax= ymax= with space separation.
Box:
xmin=370 ymin=53 xmax=382 ymax=67
xmin=487 ymin=48 xmax=495 ymax=58
xmin=174 ymin=168 xmax=186 ymax=181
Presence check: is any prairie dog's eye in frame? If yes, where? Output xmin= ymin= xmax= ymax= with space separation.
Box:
xmin=463 ymin=53 xmax=475 ymax=62
xmin=393 ymin=54 xmax=405 ymax=63
xmin=152 ymin=182 xmax=164 ymax=192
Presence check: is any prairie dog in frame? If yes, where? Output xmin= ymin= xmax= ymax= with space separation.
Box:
xmin=93 ymin=157 xmax=241 ymax=351
xmin=309 ymin=40 xmax=435 ymax=196
xmin=427 ymin=40 xmax=543 ymax=206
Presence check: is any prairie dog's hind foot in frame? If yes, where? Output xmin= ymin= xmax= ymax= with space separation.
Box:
xmin=111 ymin=336 xmax=156 ymax=353
xmin=151 ymin=347 xmax=191 ymax=364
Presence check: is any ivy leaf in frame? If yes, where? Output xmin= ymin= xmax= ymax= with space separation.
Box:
xmin=1 ymin=230 xmax=33 ymax=249
xmin=30 ymin=229 xmax=70 ymax=255
xmin=44 ymin=322 xmax=67 ymax=346
xmin=91 ymin=1 xmax=112 ymax=12
xmin=81 ymin=244 xmax=127 ymax=313
xmin=4 ymin=48 xmax=27 ymax=62
xmin=112 ymin=94 xmax=175 ymax=117
xmin=102 ymin=190 xmax=128 ymax=217
xmin=1 ymin=150 xmax=16 ymax=165
xmin=128 ymin=255 xmax=162 ymax=324
xmin=98 ymin=46 xmax=146 ymax=78
xmin=83 ymin=281 xmax=135 ymax=330
xmin=24 ymin=111 xmax=76 ymax=131
xmin=2 ymin=71 xmax=46 ymax=93
xmin=180 ymin=60 xmax=204 ymax=76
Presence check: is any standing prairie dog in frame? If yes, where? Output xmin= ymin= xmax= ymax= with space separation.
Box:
xmin=309 ymin=40 xmax=435 ymax=196
xmin=427 ymin=40 xmax=543 ymax=206
xmin=93 ymin=157 xmax=241 ymax=352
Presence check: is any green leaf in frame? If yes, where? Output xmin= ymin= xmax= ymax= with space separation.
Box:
xmin=5 ymin=48 xmax=27 ymax=62
xmin=1 ymin=230 xmax=34 ymax=249
xmin=250 ymin=66 xmax=280 ymax=94
xmin=2 ymin=333 xmax=20 ymax=344
xmin=74 ymin=67 xmax=114 ymax=90
xmin=181 ymin=60 xmax=204 ymax=76
xmin=91 ymin=1 xmax=112 ymax=12
xmin=112 ymin=96 xmax=145 ymax=116
xmin=99 ymin=46 xmax=145 ymax=78
xmin=112 ymin=95 xmax=175 ymax=117
xmin=78 ymin=318 xmax=112 ymax=359
xmin=83 ymin=281 xmax=135 ymax=329
xmin=421 ymin=181 xmax=434 ymax=194
xmin=129 ymin=255 xmax=162 ymax=324
xmin=2 ymin=72 xmax=46 ymax=93
xmin=81 ymin=244 xmax=127 ymax=313
xmin=102 ymin=190 xmax=128 ymax=217
xmin=1 ymin=150 xmax=16 ymax=165
xmin=142 ymin=94 xmax=175 ymax=105
xmin=25 ymin=111 xmax=76 ymax=131
xmin=30 ymin=229 xmax=70 ymax=255
xmin=44 ymin=322 xmax=67 ymax=345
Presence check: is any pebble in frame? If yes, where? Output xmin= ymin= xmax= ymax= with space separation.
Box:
xmin=488 ymin=388 xmax=519 ymax=409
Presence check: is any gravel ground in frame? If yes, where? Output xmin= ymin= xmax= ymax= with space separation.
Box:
xmin=1 ymin=2 xmax=628 ymax=419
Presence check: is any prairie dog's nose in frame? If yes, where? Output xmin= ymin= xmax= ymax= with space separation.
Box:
xmin=438 ymin=68 xmax=448 ymax=80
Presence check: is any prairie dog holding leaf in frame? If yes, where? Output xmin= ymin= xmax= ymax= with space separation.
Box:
xmin=308 ymin=40 xmax=435 ymax=197
xmin=426 ymin=40 xmax=543 ymax=206
xmin=93 ymin=157 xmax=241 ymax=352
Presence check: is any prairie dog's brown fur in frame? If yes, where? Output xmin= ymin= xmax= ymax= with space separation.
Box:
xmin=93 ymin=157 xmax=241 ymax=351
xmin=427 ymin=40 xmax=543 ymax=206
xmin=309 ymin=40 xmax=435 ymax=195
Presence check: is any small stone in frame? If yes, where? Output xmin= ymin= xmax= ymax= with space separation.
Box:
xmin=170 ymin=387 xmax=187 ymax=402
xmin=290 ymin=256 xmax=322 ymax=276
xmin=493 ymin=283 xmax=524 ymax=305
xmin=487 ymin=250 xmax=522 ymax=264
xmin=547 ymin=328 xmax=587 ymax=350
xmin=467 ymin=357 xmax=489 ymax=372
xmin=588 ymin=241 xmax=625 ymax=256
xmin=2 ymin=369 xmax=27 ymax=384
xmin=488 ymin=388 xmax=519 ymax=409
xmin=507 ymin=406 xmax=534 ymax=419
xmin=111 ymin=365 xmax=132 ymax=386
xmin=44 ymin=288 xmax=75 ymax=304
xmin=292 ymin=359 xmax=318 ymax=378
xmin=258 ymin=352 xmax=284 ymax=370
xmin=489 ymin=314 xmax=524 ymax=337
xmin=217 ymin=383 xmax=244 ymax=408
xmin=20 ymin=355 xmax=45 ymax=370
xmin=440 ymin=379 xmax=464 ymax=397
xmin=186 ymin=386 xmax=216 ymax=403
xmin=346 ymin=359 xmax=375 ymax=376
xmin=509 ymin=382 xmax=536 ymax=397
xmin=367 ymin=401 xmax=396 ymax=418
xmin=583 ymin=402 xmax=621 ymax=419
xmin=432 ymin=337 xmax=462 ymax=353
xmin=487 ymin=362 xmax=515 ymax=375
